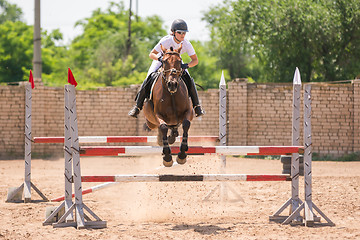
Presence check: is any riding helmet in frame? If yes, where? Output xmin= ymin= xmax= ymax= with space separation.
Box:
xmin=171 ymin=19 xmax=189 ymax=32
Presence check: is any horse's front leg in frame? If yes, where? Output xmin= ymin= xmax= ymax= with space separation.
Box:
xmin=177 ymin=119 xmax=191 ymax=164
xmin=160 ymin=123 xmax=173 ymax=167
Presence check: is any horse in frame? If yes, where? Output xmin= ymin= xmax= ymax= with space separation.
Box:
xmin=143 ymin=44 xmax=194 ymax=167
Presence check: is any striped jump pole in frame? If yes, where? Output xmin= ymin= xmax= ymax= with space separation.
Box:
xmin=51 ymin=162 xmax=180 ymax=202
xmin=52 ymin=171 xmax=291 ymax=202
xmin=51 ymin=182 xmax=117 ymax=202
xmin=78 ymin=145 xmax=304 ymax=157
xmin=33 ymin=135 xmax=219 ymax=144
xmin=81 ymin=174 xmax=291 ymax=182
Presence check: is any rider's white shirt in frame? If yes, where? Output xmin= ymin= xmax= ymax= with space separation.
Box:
xmin=154 ymin=35 xmax=196 ymax=56
xmin=147 ymin=35 xmax=196 ymax=76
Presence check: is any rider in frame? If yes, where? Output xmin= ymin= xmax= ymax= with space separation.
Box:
xmin=128 ymin=19 xmax=205 ymax=118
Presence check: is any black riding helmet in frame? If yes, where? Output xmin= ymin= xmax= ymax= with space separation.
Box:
xmin=171 ymin=19 xmax=189 ymax=32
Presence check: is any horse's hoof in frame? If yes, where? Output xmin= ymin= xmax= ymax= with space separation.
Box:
xmin=176 ymin=155 xmax=187 ymax=165
xmin=163 ymin=159 xmax=173 ymax=167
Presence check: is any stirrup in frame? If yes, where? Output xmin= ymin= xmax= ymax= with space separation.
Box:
xmin=128 ymin=106 xmax=141 ymax=118
xmin=194 ymin=105 xmax=205 ymax=117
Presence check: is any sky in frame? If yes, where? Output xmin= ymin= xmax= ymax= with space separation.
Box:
xmin=8 ymin=0 xmax=224 ymax=44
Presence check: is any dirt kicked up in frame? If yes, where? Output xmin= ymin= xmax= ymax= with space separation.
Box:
xmin=1 ymin=155 xmax=359 ymax=240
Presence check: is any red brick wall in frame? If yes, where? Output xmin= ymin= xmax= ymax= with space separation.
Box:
xmin=1 ymin=79 xmax=359 ymax=159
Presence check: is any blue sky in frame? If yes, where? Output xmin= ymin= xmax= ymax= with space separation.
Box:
xmin=9 ymin=0 xmax=224 ymax=44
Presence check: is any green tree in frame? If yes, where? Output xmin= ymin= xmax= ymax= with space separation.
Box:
xmin=204 ymin=0 xmax=360 ymax=82
xmin=0 ymin=21 xmax=32 ymax=83
xmin=68 ymin=2 xmax=167 ymax=87
xmin=183 ymin=40 xmax=230 ymax=89
xmin=0 ymin=0 xmax=22 ymax=24
xmin=0 ymin=20 xmax=69 ymax=84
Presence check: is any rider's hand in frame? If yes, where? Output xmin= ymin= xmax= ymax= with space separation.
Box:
xmin=158 ymin=56 xmax=163 ymax=62
xmin=181 ymin=63 xmax=189 ymax=69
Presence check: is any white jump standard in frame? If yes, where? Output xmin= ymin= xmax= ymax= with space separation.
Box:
xmin=6 ymin=72 xmax=48 ymax=203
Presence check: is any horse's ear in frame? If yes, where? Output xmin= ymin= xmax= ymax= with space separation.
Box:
xmin=160 ymin=44 xmax=167 ymax=53
xmin=177 ymin=44 xmax=183 ymax=53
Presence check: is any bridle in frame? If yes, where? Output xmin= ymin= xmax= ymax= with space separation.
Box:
xmin=161 ymin=51 xmax=184 ymax=94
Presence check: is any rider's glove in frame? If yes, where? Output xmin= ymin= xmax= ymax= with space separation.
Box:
xmin=181 ymin=63 xmax=189 ymax=69
xmin=158 ymin=56 xmax=163 ymax=62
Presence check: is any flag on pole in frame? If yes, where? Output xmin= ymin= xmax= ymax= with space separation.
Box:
xmin=29 ymin=70 xmax=35 ymax=89
xmin=68 ymin=68 xmax=78 ymax=87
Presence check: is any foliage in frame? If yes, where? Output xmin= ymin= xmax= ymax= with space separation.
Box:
xmin=0 ymin=1 xmax=230 ymax=89
xmin=67 ymin=2 xmax=167 ymax=87
xmin=204 ymin=0 xmax=360 ymax=83
xmin=0 ymin=21 xmax=32 ymax=83
xmin=183 ymin=40 xmax=230 ymax=89
xmin=0 ymin=19 xmax=69 ymax=84
xmin=0 ymin=0 xmax=22 ymax=24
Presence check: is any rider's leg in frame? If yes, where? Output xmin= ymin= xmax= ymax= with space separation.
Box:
xmin=181 ymin=71 xmax=205 ymax=117
xmin=128 ymin=61 xmax=162 ymax=118
xmin=128 ymin=73 xmax=154 ymax=118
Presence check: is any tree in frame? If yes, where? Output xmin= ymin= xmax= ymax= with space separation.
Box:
xmin=68 ymin=2 xmax=167 ymax=87
xmin=0 ymin=20 xmax=68 ymax=84
xmin=204 ymin=0 xmax=360 ymax=82
xmin=0 ymin=21 xmax=32 ymax=83
xmin=0 ymin=0 xmax=22 ymax=24
xmin=183 ymin=40 xmax=230 ymax=89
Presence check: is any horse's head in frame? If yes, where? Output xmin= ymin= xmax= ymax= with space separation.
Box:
xmin=160 ymin=44 xmax=183 ymax=94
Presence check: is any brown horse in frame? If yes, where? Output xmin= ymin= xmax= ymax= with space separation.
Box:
xmin=143 ymin=44 xmax=194 ymax=167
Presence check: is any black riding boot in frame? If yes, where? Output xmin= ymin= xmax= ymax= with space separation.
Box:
xmin=128 ymin=73 xmax=155 ymax=118
xmin=182 ymin=72 xmax=205 ymax=117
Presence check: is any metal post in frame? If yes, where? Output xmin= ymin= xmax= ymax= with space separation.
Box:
xmin=6 ymin=80 xmax=47 ymax=203
xmin=219 ymin=71 xmax=227 ymax=201
xmin=67 ymin=85 xmax=86 ymax=229
xmin=270 ymin=68 xmax=302 ymax=224
xmin=64 ymin=86 xmax=74 ymax=221
xmin=290 ymin=68 xmax=302 ymax=222
xmin=33 ymin=0 xmax=42 ymax=79
xmin=203 ymin=71 xmax=242 ymax=202
xmin=303 ymin=85 xmax=334 ymax=226
xmin=24 ymin=83 xmax=33 ymax=202
xmin=45 ymin=84 xmax=106 ymax=229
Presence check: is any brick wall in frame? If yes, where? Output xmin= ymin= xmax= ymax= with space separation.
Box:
xmin=1 ymin=79 xmax=359 ymax=159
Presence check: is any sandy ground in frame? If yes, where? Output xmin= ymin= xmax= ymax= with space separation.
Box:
xmin=1 ymin=155 xmax=359 ymax=240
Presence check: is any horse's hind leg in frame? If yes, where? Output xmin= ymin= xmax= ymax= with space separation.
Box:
xmin=177 ymin=119 xmax=190 ymax=164
xmin=159 ymin=124 xmax=173 ymax=167
xmin=168 ymin=128 xmax=179 ymax=145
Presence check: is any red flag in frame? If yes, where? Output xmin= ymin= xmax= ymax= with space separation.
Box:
xmin=29 ymin=70 xmax=35 ymax=89
xmin=68 ymin=68 xmax=78 ymax=87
